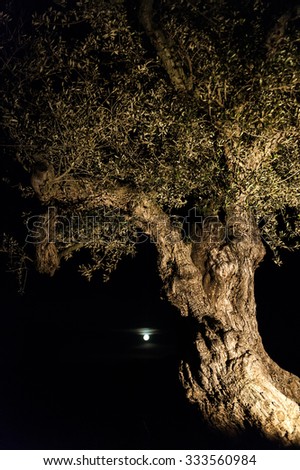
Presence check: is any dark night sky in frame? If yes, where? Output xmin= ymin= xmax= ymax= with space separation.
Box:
xmin=0 ymin=0 xmax=300 ymax=451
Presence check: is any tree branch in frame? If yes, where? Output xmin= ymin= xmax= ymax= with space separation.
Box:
xmin=139 ymin=0 xmax=192 ymax=92
xmin=265 ymin=7 xmax=297 ymax=56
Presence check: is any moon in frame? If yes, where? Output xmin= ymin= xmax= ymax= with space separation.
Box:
xmin=143 ymin=333 xmax=150 ymax=342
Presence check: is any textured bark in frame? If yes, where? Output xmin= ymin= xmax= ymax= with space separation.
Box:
xmin=134 ymin=200 xmax=300 ymax=448
xmin=139 ymin=0 xmax=192 ymax=92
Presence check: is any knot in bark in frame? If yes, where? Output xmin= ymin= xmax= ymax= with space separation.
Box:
xmin=208 ymin=246 xmax=238 ymax=280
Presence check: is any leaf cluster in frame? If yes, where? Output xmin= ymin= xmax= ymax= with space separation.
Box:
xmin=1 ymin=0 xmax=299 ymax=271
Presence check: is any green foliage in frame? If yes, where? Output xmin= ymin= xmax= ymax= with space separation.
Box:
xmin=1 ymin=0 xmax=299 ymax=271
xmin=1 ymin=0 xmax=222 ymax=207
xmin=56 ymin=207 xmax=137 ymax=280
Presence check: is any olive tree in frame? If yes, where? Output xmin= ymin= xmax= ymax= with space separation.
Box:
xmin=1 ymin=0 xmax=300 ymax=447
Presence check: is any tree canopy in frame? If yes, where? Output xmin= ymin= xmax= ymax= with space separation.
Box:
xmin=1 ymin=0 xmax=300 ymax=277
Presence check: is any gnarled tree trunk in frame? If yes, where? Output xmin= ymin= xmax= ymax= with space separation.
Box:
xmin=135 ymin=200 xmax=300 ymax=448
xmin=35 ymin=175 xmax=300 ymax=447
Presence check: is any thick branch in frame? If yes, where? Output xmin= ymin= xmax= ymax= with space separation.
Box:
xmin=133 ymin=196 xmax=209 ymax=317
xmin=38 ymin=173 xmax=136 ymax=211
xmin=139 ymin=0 xmax=192 ymax=92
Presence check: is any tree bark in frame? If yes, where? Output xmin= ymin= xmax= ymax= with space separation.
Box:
xmin=134 ymin=200 xmax=300 ymax=448
xmin=139 ymin=0 xmax=192 ymax=92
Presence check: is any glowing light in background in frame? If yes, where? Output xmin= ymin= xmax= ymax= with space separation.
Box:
xmin=143 ymin=333 xmax=150 ymax=342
